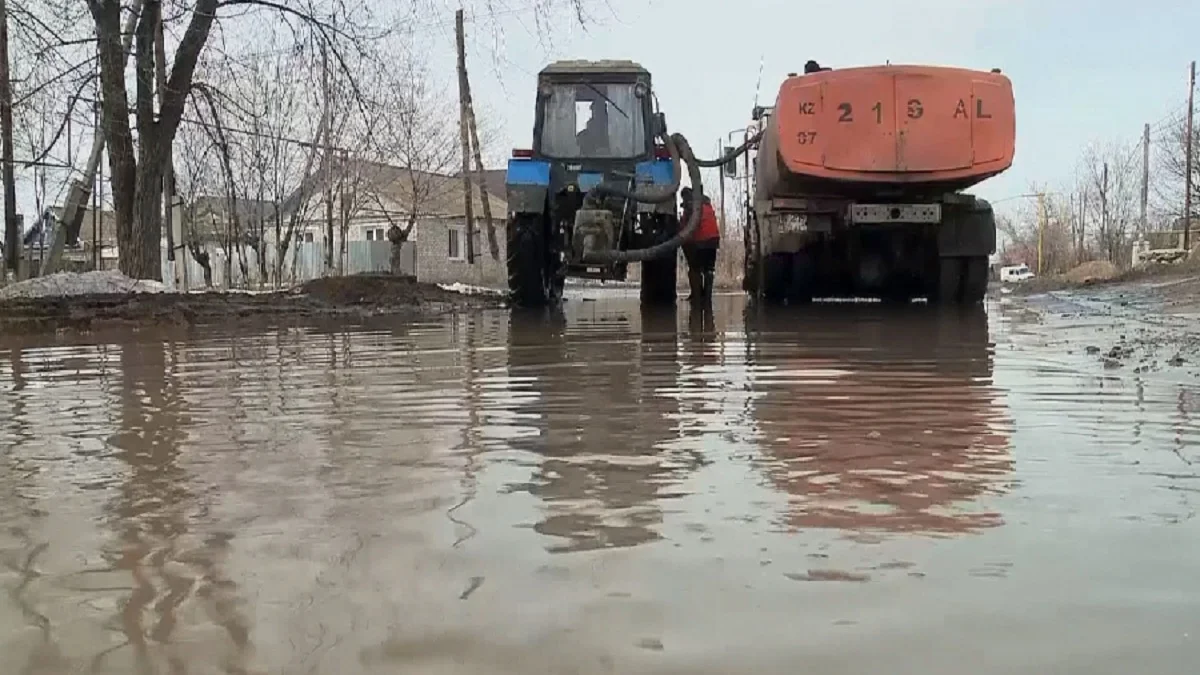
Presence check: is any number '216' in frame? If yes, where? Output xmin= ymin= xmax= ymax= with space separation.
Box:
xmin=836 ymin=99 xmax=924 ymax=123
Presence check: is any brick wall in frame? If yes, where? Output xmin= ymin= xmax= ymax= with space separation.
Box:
xmin=415 ymin=217 xmax=508 ymax=288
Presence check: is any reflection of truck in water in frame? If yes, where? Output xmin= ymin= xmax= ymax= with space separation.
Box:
xmin=742 ymin=307 xmax=1013 ymax=534
xmin=743 ymin=64 xmax=1016 ymax=304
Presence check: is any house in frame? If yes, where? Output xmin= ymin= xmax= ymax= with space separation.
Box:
xmin=282 ymin=158 xmax=510 ymax=287
xmin=185 ymin=196 xmax=278 ymax=248
xmin=47 ymin=206 xmax=120 ymax=269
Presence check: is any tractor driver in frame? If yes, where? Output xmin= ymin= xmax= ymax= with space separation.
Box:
xmin=575 ymin=98 xmax=609 ymax=155
xmin=680 ymin=186 xmax=721 ymax=303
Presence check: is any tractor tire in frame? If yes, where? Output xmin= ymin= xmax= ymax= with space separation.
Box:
xmin=640 ymin=216 xmax=678 ymax=306
xmin=507 ymin=214 xmax=561 ymax=308
xmin=931 ymin=255 xmax=988 ymax=305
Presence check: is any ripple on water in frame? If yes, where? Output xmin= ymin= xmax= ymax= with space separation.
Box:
xmin=0 ymin=299 xmax=1198 ymax=673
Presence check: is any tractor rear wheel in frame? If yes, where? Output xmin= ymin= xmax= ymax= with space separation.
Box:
xmin=640 ymin=215 xmax=678 ymax=306
xmin=507 ymin=214 xmax=561 ymax=308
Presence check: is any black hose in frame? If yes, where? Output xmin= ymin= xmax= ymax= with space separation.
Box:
xmin=580 ymin=124 xmax=762 ymax=263
xmin=584 ymin=131 xmax=682 ymax=206
xmin=693 ymin=130 xmax=763 ymax=169
xmin=583 ymin=132 xmax=704 ymax=263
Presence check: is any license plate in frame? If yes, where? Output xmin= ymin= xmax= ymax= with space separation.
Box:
xmin=780 ymin=214 xmax=808 ymax=233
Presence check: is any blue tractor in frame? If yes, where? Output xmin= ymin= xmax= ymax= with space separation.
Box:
xmin=504 ymin=60 xmax=689 ymax=308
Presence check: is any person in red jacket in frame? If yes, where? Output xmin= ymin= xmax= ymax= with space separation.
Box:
xmin=680 ymin=186 xmax=720 ymax=302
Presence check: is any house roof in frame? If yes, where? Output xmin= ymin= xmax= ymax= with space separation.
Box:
xmin=291 ymin=158 xmax=507 ymax=222
xmin=49 ymin=206 xmax=118 ymax=246
xmin=191 ymin=196 xmax=278 ymax=222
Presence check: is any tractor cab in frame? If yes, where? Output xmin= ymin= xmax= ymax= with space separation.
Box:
xmin=533 ymin=60 xmax=656 ymax=166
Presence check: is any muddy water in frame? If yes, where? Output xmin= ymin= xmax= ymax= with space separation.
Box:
xmin=1 ymin=293 xmax=1198 ymax=674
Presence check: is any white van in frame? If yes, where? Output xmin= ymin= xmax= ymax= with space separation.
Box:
xmin=1000 ymin=264 xmax=1035 ymax=283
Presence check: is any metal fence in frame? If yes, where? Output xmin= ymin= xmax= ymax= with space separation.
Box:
xmin=160 ymin=240 xmax=414 ymax=291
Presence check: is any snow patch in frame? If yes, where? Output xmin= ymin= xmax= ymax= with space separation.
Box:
xmin=438 ymin=282 xmax=504 ymax=297
xmin=0 ymin=271 xmax=167 ymax=300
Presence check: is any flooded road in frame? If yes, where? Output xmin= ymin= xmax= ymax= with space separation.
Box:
xmin=1 ymin=292 xmax=1198 ymax=674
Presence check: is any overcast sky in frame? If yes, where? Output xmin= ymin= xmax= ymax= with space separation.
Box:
xmin=438 ymin=0 xmax=1199 ymax=220
xmin=12 ymin=0 xmax=1199 ymax=225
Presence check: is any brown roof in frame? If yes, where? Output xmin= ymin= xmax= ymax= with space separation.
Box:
xmin=50 ymin=206 xmax=118 ymax=246
xmin=291 ymin=158 xmax=507 ymax=221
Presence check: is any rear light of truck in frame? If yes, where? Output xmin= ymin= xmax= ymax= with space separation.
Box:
xmin=512 ymin=148 xmax=534 ymax=158
xmin=654 ymin=145 xmax=671 ymax=159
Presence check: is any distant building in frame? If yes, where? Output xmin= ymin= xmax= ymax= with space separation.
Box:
xmin=283 ymin=159 xmax=510 ymax=287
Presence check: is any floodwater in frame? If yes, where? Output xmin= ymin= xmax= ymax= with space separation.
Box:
xmin=1 ymin=291 xmax=1198 ymax=674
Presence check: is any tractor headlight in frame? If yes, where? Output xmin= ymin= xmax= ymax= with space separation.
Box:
xmin=634 ymin=82 xmax=648 ymax=98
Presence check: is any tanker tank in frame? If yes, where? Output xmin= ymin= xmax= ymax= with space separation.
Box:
xmin=743 ymin=64 xmax=1016 ymax=305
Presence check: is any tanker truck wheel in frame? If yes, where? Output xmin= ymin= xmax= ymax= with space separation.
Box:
xmin=507 ymin=214 xmax=561 ymax=308
xmin=932 ymin=256 xmax=988 ymax=305
xmin=787 ymin=249 xmax=817 ymax=304
xmin=640 ymin=215 xmax=678 ymax=306
xmin=761 ymin=253 xmax=792 ymax=304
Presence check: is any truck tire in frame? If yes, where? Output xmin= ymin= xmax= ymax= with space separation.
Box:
xmin=932 ymin=255 xmax=988 ymax=305
xmin=640 ymin=215 xmax=678 ymax=306
xmin=762 ymin=253 xmax=792 ymax=304
xmin=788 ymin=249 xmax=816 ymax=304
xmin=960 ymin=255 xmax=989 ymax=304
xmin=507 ymin=214 xmax=561 ymax=308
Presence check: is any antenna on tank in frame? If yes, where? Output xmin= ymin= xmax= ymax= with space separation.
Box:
xmin=752 ymin=53 xmax=764 ymax=110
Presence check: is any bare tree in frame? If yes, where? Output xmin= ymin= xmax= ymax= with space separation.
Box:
xmin=1079 ymin=141 xmax=1141 ymax=265
xmin=13 ymin=0 xmax=602 ymax=282
xmin=172 ymin=121 xmax=215 ymax=286
xmin=1152 ymin=111 xmax=1200 ymax=233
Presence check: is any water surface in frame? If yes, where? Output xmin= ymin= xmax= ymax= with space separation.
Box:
xmin=1 ymin=293 xmax=1197 ymax=674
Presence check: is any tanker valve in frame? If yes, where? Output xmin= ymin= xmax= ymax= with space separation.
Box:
xmin=572 ymin=208 xmax=616 ymax=260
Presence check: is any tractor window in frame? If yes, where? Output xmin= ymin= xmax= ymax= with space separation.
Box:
xmin=540 ymin=83 xmax=646 ymax=159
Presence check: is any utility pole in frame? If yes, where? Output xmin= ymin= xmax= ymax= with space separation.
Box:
xmin=0 ymin=0 xmax=18 ymax=280
xmin=1037 ymin=192 xmax=1046 ymax=275
xmin=154 ymin=9 xmax=185 ymax=290
xmin=455 ymin=9 xmax=476 ymax=264
xmin=1101 ymin=162 xmax=1110 ymax=258
xmin=93 ymin=93 xmax=101 ymax=270
xmin=718 ymin=140 xmax=726 ymax=234
xmin=1079 ymin=191 xmax=1087 ymax=261
xmin=321 ymin=45 xmax=334 ymax=275
xmin=1185 ymin=60 xmax=1195 ymax=251
xmin=1141 ymin=122 xmax=1150 ymax=236
xmin=458 ymin=16 xmax=496 ymax=261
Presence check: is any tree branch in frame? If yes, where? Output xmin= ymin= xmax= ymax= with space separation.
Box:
xmin=159 ymin=0 xmax=219 ymax=142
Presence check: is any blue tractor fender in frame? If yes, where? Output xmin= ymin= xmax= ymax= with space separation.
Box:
xmin=635 ymin=158 xmax=677 ymax=214
xmin=505 ymin=158 xmax=551 ymax=215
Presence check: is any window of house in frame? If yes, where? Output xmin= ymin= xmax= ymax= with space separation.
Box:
xmin=303 ymin=231 xmax=314 ymax=243
xmin=365 ymin=228 xmax=385 ymax=242
xmin=447 ymin=228 xmax=462 ymax=260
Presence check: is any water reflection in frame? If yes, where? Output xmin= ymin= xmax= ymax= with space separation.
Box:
xmin=505 ymin=305 xmax=690 ymax=553
xmin=97 ymin=339 xmax=252 ymax=674
xmin=742 ymin=305 xmax=1014 ymax=535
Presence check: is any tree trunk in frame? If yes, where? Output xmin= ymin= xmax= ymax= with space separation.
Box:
xmin=129 ymin=163 xmax=164 ymax=279
xmin=89 ymin=0 xmax=218 ymax=281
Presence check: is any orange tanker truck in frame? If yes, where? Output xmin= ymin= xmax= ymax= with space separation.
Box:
xmin=742 ymin=63 xmax=1016 ymax=304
